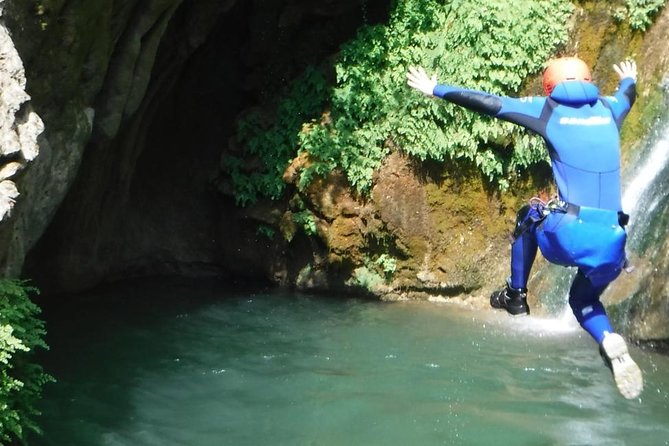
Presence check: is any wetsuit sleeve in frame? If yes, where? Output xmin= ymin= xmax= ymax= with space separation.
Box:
xmin=432 ymin=84 xmax=547 ymax=134
xmin=602 ymin=77 xmax=636 ymax=127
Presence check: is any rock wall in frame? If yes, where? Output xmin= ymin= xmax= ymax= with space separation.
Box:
xmin=1 ymin=0 xmax=217 ymax=283
xmin=0 ymin=1 xmax=44 ymax=267
xmin=1 ymin=0 xmax=668 ymax=340
xmin=18 ymin=0 xmax=243 ymax=291
xmin=267 ymin=2 xmax=669 ymax=313
xmin=0 ymin=0 xmax=389 ymax=291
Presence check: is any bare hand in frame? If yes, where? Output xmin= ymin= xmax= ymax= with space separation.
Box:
xmin=613 ymin=60 xmax=637 ymax=82
xmin=406 ymin=66 xmax=438 ymax=96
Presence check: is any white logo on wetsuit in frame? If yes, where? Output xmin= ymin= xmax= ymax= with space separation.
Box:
xmin=559 ymin=116 xmax=612 ymax=126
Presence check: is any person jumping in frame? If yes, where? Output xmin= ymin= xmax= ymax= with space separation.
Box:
xmin=406 ymin=57 xmax=643 ymax=399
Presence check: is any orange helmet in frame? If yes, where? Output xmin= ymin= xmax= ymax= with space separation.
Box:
xmin=542 ymin=57 xmax=592 ymax=95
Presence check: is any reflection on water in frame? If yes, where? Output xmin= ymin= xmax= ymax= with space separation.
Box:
xmin=31 ymin=279 xmax=669 ymax=446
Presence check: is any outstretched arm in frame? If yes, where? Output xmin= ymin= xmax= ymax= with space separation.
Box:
xmin=406 ymin=66 xmax=547 ymax=132
xmin=406 ymin=65 xmax=503 ymax=116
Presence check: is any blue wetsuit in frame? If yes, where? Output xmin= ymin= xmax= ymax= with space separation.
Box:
xmin=432 ymin=77 xmax=636 ymax=342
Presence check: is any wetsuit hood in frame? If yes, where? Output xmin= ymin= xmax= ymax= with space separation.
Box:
xmin=549 ymin=81 xmax=599 ymax=106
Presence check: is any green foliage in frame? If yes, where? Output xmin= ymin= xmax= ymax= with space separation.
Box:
xmin=288 ymin=195 xmax=319 ymax=236
xmin=375 ymin=254 xmax=397 ymax=280
xmin=293 ymin=210 xmax=318 ymax=236
xmin=613 ymin=0 xmax=666 ymax=31
xmin=0 ymin=279 xmax=53 ymax=444
xmin=224 ymin=67 xmax=329 ymax=206
xmin=227 ymin=0 xmax=573 ymax=204
xmin=353 ymin=253 xmax=398 ymax=291
xmin=299 ymin=0 xmax=573 ymax=192
xmin=256 ymin=224 xmax=276 ymax=240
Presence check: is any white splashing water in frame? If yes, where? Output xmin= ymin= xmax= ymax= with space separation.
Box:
xmin=622 ymin=122 xmax=669 ymax=225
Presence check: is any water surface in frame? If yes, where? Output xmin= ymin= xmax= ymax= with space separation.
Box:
xmin=32 ymin=279 xmax=669 ymax=445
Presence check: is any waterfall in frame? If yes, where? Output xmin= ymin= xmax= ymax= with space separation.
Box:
xmin=535 ymin=87 xmax=669 ymax=332
xmin=623 ymin=115 xmax=669 ymax=249
xmin=613 ymin=99 xmax=669 ymax=340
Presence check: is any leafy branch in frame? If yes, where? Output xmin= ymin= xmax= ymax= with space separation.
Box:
xmin=225 ymin=0 xmax=573 ymax=204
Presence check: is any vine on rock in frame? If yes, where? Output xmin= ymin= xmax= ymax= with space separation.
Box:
xmin=225 ymin=0 xmax=574 ymax=205
xmin=614 ymin=0 xmax=666 ymax=31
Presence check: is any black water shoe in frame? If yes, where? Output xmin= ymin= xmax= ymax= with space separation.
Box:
xmin=490 ymin=284 xmax=529 ymax=316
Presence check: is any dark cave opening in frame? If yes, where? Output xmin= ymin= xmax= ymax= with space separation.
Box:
xmin=22 ymin=0 xmax=392 ymax=294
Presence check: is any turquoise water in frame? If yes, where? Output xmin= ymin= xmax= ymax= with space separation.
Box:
xmin=32 ymin=279 xmax=669 ymax=445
